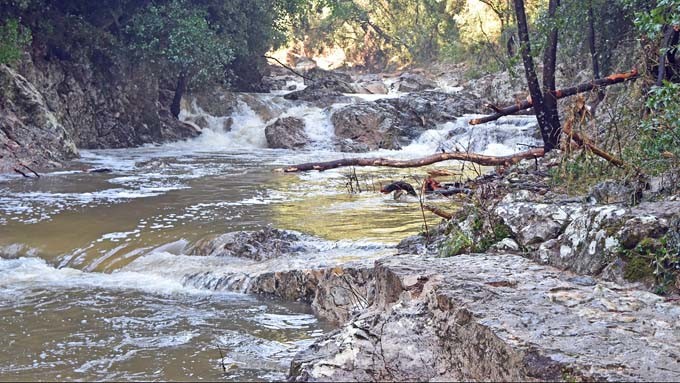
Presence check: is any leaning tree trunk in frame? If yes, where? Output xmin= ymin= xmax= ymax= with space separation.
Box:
xmin=170 ymin=72 xmax=188 ymax=119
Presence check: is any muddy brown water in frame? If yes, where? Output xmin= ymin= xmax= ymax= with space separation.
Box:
xmin=0 ymin=147 xmax=434 ymax=381
xmin=0 ymin=96 xmax=537 ymax=380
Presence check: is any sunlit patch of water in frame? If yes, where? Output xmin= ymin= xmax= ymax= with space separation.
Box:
xmin=0 ymin=89 xmax=541 ymax=381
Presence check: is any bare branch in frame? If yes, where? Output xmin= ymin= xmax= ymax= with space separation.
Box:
xmin=274 ymin=148 xmax=545 ymax=172
xmin=469 ymin=69 xmax=639 ymax=125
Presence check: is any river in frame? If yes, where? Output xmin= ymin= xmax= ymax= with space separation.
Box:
xmin=0 ymin=89 xmax=538 ymax=381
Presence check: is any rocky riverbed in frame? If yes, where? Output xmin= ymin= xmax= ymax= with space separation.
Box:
xmin=183 ymin=154 xmax=680 ymax=382
xmin=3 ymin=53 xmax=678 ymax=381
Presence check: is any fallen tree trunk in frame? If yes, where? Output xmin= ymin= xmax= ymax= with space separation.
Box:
xmin=274 ymin=148 xmax=545 ymax=172
xmin=424 ymin=204 xmax=454 ymax=220
xmin=469 ymin=69 xmax=638 ymax=125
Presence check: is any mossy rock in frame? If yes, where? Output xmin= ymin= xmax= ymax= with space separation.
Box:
xmin=623 ymin=255 xmax=654 ymax=282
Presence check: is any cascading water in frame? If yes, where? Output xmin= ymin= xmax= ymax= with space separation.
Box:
xmin=177 ymin=92 xmax=344 ymax=151
xmin=0 ymin=81 xmax=539 ymax=381
xmin=401 ymin=115 xmax=539 ymax=157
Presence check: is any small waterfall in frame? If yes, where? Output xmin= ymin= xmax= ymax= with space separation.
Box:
xmin=176 ymin=87 xmax=540 ymax=157
xmin=277 ymin=104 xmax=339 ymax=149
xmin=178 ymin=92 xmax=344 ymax=151
xmin=177 ymin=98 xmax=269 ymax=150
xmin=402 ymin=114 xmax=540 ymax=157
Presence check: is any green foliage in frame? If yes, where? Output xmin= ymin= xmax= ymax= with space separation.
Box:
xmin=439 ymin=205 xmax=514 ymax=257
xmin=126 ymin=0 xmax=233 ymax=86
xmin=635 ymin=82 xmax=680 ymax=174
xmin=0 ymin=18 xmax=31 ymax=65
xmin=631 ymin=0 xmax=680 ymax=39
xmin=620 ymin=227 xmax=680 ymax=294
xmin=623 ymin=251 xmax=655 ymax=282
xmin=440 ymin=227 xmax=472 ymax=257
xmin=295 ymin=0 xmax=464 ymax=68
xmin=554 ymin=0 xmax=639 ymax=75
xmin=549 ymin=151 xmax=630 ymax=195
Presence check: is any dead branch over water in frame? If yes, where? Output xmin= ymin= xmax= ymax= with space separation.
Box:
xmin=274 ymin=148 xmax=546 ymax=173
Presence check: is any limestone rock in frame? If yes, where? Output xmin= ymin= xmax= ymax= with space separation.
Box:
xmin=265 ymin=117 xmax=310 ymax=149
xmin=588 ymin=180 xmax=641 ymax=205
xmin=290 ymin=255 xmax=680 ymax=382
xmin=494 ymin=198 xmax=578 ymax=247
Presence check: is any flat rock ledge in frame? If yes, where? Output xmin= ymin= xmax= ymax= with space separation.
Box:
xmin=289 ymin=254 xmax=680 ymax=382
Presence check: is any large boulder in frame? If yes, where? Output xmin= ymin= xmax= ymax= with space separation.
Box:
xmin=331 ymin=102 xmax=408 ymax=151
xmin=330 ymin=91 xmax=484 ymax=152
xmin=304 ymin=68 xmax=355 ymax=93
xmin=0 ymin=65 xmax=78 ymax=173
xmin=347 ymin=73 xmax=389 ymax=94
xmin=392 ymin=72 xmax=437 ymax=92
xmin=387 ymin=90 xmax=483 ymax=123
xmin=463 ymin=64 xmax=529 ymax=106
xmin=358 ymin=81 xmax=389 ymax=94
xmin=265 ymin=117 xmax=310 ymax=149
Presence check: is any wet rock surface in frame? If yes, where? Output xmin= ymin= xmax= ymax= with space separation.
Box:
xmin=188 ymin=227 xmax=307 ymax=261
xmin=248 ymin=265 xmax=375 ymax=324
xmin=331 ymin=102 xmax=406 ymax=151
xmin=290 ymin=254 xmax=680 ymax=382
xmin=284 ymin=87 xmax=355 ymax=108
xmin=18 ymin=49 xmax=199 ymax=151
xmin=303 ymin=68 xmax=355 ymax=93
xmin=265 ymin=117 xmax=310 ymax=149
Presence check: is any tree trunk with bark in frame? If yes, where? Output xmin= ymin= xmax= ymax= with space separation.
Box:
xmin=171 ymin=71 xmax=188 ymax=119
xmin=513 ymin=0 xmax=559 ymax=151
xmin=658 ymin=25 xmax=680 ymax=86
xmin=541 ymin=0 xmax=562 ymax=150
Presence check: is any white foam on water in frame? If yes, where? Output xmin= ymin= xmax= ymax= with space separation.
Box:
xmin=0 ymin=257 xmax=233 ymax=297
xmin=400 ymin=114 xmax=539 ymax=157
xmin=174 ymin=99 xmax=269 ymax=151
xmin=277 ymin=104 xmax=337 ymax=149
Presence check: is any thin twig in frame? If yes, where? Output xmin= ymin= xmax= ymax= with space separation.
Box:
xmin=264 ymin=55 xmax=315 ymax=81
xmin=217 ymin=346 xmax=227 ymax=373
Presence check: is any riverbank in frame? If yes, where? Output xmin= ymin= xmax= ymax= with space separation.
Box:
xmin=195 ymin=153 xmax=680 ymax=381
